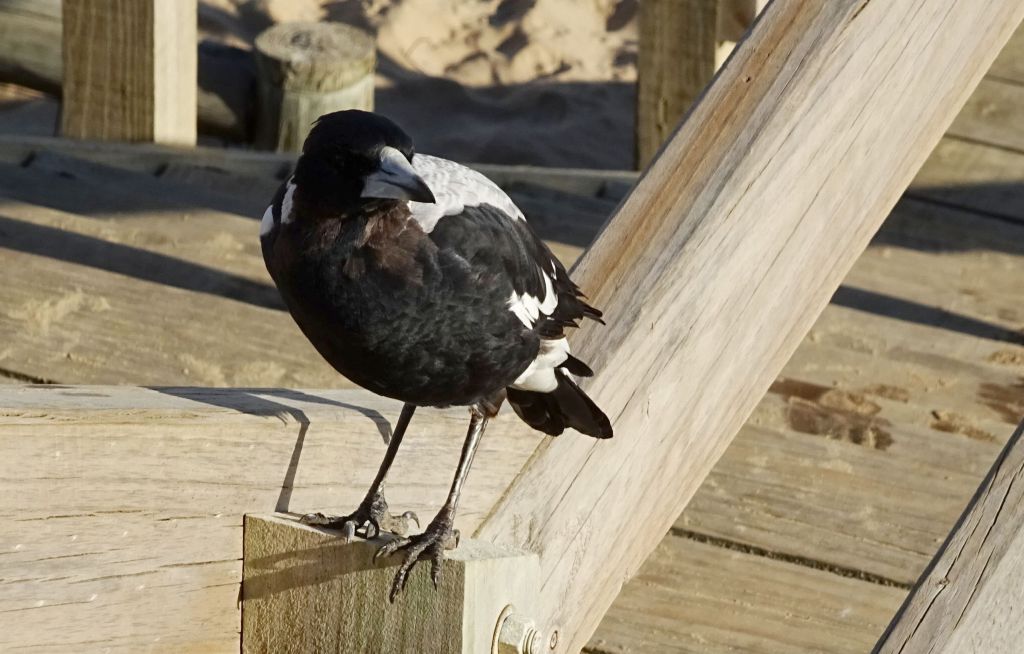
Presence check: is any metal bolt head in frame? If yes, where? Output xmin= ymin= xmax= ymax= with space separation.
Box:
xmin=497 ymin=612 xmax=543 ymax=654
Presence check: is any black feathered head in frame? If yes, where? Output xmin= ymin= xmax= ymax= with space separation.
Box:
xmin=294 ymin=110 xmax=435 ymax=214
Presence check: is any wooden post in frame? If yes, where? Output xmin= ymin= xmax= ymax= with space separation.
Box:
xmin=254 ymin=22 xmax=375 ymax=153
xmin=61 ymin=0 xmax=197 ymax=145
xmin=0 ymin=386 xmax=542 ymax=652
xmin=716 ymin=0 xmax=770 ymax=67
xmin=873 ymin=420 xmax=1024 ymax=654
xmin=476 ymin=1 xmax=1024 ymax=651
xmin=635 ymin=0 xmax=719 ymax=168
xmin=242 ymin=514 xmax=541 ymax=654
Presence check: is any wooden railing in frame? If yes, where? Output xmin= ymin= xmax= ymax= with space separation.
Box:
xmin=2 ymin=0 xmax=1023 ymax=652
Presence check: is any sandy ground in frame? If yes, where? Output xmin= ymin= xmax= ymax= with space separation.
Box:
xmin=0 ymin=1 xmax=638 ymax=167
xmin=199 ymin=0 xmax=640 ymax=168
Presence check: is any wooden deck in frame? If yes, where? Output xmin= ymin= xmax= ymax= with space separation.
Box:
xmin=1 ymin=26 xmax=1023 ymax=652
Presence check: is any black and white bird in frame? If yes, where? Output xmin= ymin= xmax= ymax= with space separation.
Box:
xmin=260 ymin=110 xmax=611 ymax=600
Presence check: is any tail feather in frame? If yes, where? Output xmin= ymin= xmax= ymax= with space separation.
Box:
xmin=507 ymin=370 xmax=612 ymax=439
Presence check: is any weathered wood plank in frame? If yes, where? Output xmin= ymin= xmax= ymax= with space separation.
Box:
xmin=911 ymin=137 xmax=1024 ymax=224
xmin=0 ymin=0 xmax=62 ymax=95
xmin=947 ymin=77 xmax=1024 ymax=154
xmin=680 ymin=410 xmax=1001 ymax=587
xmin=0 ymin=385 xmax=542 ymax=652
xmin=588 ymin=537 xmax=906 ymax=654
xmin=477 ymin=2 xmax=1024 ymax=650
xmin=61 ymin=0 xmax=197 ymax=145
xmin=635 ymin=0 xmax=718 ymax=167
xmin=988 ymin=22 xmax=1024 ymax=84
xmin=670 ymin=193 xmax=1024 ymax=587
xmin=0 ymin=247 xmax=340 ymax=387
xmin=874 ymin=420 xmax=1024 ymax=654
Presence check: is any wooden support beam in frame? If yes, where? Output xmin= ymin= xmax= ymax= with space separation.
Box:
xmin=242 ymin=514 xmax=541 ymax=654
xmin=476 ymin=1 xmax=1024 ymax=651
xmin=636 ymin=0 xmax=718 ymax=168
xmin=254 ymin=22 xmax=375 ymax=152
xmin=873 ymin=420 xmax=1024 ymax=654
xmin=61 ymin=0 xmax=197 ymax=145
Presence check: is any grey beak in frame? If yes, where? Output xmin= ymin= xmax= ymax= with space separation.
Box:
xmin=361 ymin=146 xmax=436 ymax=204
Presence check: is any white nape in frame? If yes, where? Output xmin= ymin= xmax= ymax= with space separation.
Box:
xmin=409 ymin=154 xmax=524 ymax=233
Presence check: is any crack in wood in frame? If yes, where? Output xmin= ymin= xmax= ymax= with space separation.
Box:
xmin=670 ymin=527 xmax=913 ymax=589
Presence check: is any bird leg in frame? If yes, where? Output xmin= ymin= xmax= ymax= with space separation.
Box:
xmin=375 ymin=404 xmax=489 ymax=602
xmin=301 ymin=403 xmax=419 ymax=539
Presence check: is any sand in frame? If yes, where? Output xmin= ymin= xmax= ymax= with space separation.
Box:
xmin=203 ymin=0 xmax=640 ymax=168
xmin=0 ymin=0 xmax=639 ymax=169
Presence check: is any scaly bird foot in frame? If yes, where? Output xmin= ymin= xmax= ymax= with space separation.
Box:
xmin=301 ymin=490 xmax=418 ymax=540
xmin=374 ymin=513 xmax=460 ymax=602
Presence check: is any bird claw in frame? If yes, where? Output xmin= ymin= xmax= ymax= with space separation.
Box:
xmin=300 ymin=491 xmax=418 ymax=539
xmin=374 ymin=515 xmax=457 ymax=602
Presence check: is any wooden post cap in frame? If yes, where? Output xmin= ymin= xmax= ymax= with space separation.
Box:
xmin=255 ymin=22 xmax=375 ymax=91
xmin=254 ymin=22 xmax=377 ymax=151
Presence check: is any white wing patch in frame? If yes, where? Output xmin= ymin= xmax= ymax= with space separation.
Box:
xmin=507 ymin=274 xmax=558 ymax=328
xmin=408 ymin=154 xmax=523 ymax=232
xmin=511 ymin=337 xmax=570 ymax=393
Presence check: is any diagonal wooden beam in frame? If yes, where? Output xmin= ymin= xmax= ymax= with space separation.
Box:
xmin=475 ymin=1 xmax=1024 ymax=651
xmin=873 ymin=419 xmax=1024 ymax=654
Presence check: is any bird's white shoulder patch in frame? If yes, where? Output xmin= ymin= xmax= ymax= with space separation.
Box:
xmin=280 ymin=180 xmax=297 ymax=224
xmin=408 ymin=154 xmax=523 ymax=232
xmin=259 ymin=204 xmax=275 ymax=237
xmin=260 ymin=178 xmax=296 ymax=238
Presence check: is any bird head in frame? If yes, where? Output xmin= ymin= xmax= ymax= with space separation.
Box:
xmin=294 ymin=110 xmax=436 ymax=212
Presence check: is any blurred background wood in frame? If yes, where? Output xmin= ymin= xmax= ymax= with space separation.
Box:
xmin=4 ymin=0 xmax=251 ymax=139
xmin=61 ymin=0 xmax=197 ymax=144
xmin=254 ymin=21 xmax=375 ymax=152
xmin=636 ymin=0 xmax=718 ymax=167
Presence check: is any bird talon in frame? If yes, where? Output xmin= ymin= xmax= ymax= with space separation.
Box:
xmin=374 ymin=537 xmax=408 ymax=562
xmin=382 ymin=517 xmax=455 ymax=600
xmin=341 ymin=520 xmax=357 ymax=541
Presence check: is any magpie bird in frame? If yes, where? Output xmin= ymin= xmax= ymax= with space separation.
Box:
xmin=260 ymin=110 xmax=612 ymax=600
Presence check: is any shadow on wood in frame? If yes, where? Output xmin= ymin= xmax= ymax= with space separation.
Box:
xmin=242 ymin=514 xmax=540 ymax=654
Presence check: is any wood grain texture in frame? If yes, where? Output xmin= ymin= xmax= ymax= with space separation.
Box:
xmin=911 ymin=138 xmax=1024 ymax=225
xmin=0 ymin=386 xmax=542 ymax=652
xmin=242 ymin=514 xmax=540 ymax=654
xmin=0 ymin=0 xmax=253 ymax=139
xmin=588 ymin=536 xmax=906 ymax=654
xmin=874 ymin=420 xmax=1024 ymax=654
xmin=61 ymin=0 xmax=197 ymax=144
xmin=254 ymin=22 xmax=375 ymax=152
xmin=0 ymin=0 xmax=62 ymax=94
xmin=947 ymin=78 xmax=1024 ymax=153
xmin=477 ymin=1 xmax=1024 ymax=651
xmin=636 ymin=0 xmax=718 ymax=167
xmin=989 ymin=22 xmax=1024 ymax=83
